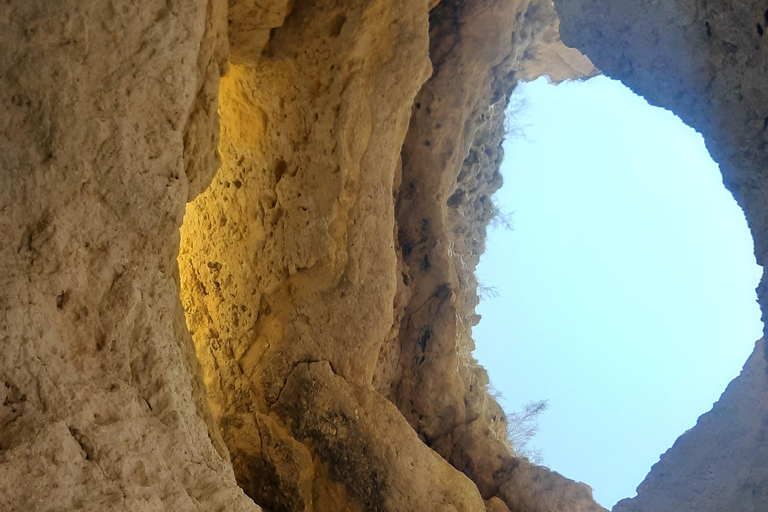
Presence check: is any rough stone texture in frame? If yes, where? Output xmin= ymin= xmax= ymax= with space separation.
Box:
xmin=391 ymin=1 xmax=601 ymax=511
xmin=0 ymin=0 xmax=259 ymax=510
xmin=613 ymin=339 xmax=768 ymax=512
xmin=0 ymin=0 xmax=612 ymax=510
xmin=273 ymin=361 xmax=486 ymax=512
xmin=0 ymin=0 xmax=754 ymax=509
xmin=179 ymin=0 xmax=603 ymax=509
xmin=178 ymin=0 xmax=463 ymax=507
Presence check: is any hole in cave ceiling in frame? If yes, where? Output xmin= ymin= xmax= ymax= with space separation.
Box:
xmin=472 ymin=75 xmax=763 ymax=508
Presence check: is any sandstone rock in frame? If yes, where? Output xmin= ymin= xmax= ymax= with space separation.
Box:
xmin=0 ymin=0 xmax=626 ymax=510
xmin=0 ymin=0 xmax=258 ymax=510
xmin=392 ymin=0 xmax=603 ymax=510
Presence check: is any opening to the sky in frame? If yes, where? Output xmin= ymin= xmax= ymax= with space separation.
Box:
xmin=473 ymin=76 xmax=764 ymax=508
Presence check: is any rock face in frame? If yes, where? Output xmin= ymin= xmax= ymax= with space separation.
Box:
xmin=5 ymin=0 xmax=762 ymax=511
xmin=0 ymin=0 xmax=603 ymax=510
xmin=0 ymin=1 xmax=258 ymax=510
xmin=613 ymin=339 xmax=768 ymax=512
xmin=177 ymin=0 xmax=601 ymax=509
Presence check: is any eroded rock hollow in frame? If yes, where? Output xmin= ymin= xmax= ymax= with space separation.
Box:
xmin=1 ymin=0 xmax=765 ymax=510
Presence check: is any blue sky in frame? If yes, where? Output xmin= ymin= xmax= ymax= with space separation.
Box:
xmin=473 ymin=76 xmax=764 ymax=508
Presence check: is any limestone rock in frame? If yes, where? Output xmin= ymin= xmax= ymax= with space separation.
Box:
xmin=0 ymin=0 xmax=614 ymax=510
xmin=0 ymin=0 xmax=258 ymax=510
xmin=273 ymin=361 xmax=486 ymax=512
xmin=392 ymin=0 xmax=604 ymax=509
xmin=180 ymin=0 xmax=604 ymax=509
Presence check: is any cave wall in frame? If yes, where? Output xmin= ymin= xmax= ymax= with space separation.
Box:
xmin=178 ymin=0 xmax=604 ymax=509
xmin=554 ymin=1 xmax=768 ymax=510
xmin=4 ymin=0 xmax=765 ymax=510
xmin=1 ymin=0 xmax=607 ymax=511
xmin=0 ymin=0 xmax=259 ymax=510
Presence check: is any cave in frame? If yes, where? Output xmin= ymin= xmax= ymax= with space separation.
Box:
xmin=1 ymin=1 xmax=766 ymax=512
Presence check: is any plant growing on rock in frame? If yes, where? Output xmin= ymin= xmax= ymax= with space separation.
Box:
xmin=507 ymin=399 xmax=549 ymax=464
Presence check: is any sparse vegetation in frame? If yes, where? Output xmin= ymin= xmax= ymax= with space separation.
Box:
xmin=488 ymin=198 xmax=514 ymax=230
xmin=507 ymin=399 xmax=549 ymax=464
xmin=486 ymin=385 xmax=548 ymax=464
xmin=503 ymin=93 xmax=530 ymax=141
xmin=477 ymin=281 xmax=500 ymax=300
xmin=479 ymin=89 xmax=546 ymax=464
